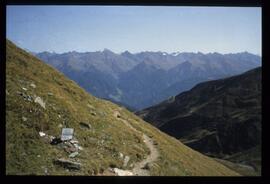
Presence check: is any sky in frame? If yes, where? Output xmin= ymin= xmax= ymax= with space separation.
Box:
xmin=6 ymin=6 xmax=261 ymax=55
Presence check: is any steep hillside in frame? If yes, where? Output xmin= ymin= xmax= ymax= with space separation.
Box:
xmin=36 ymin=50 xmax=261 ymax=110
xmin=6 ymin=40 xmax=240 ymax=176
xmin=137 ymin=67 xmax=261 ymax=175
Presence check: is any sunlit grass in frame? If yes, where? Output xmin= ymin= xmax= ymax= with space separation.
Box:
xmin=6 ymin=39 xmax=240 ymax=176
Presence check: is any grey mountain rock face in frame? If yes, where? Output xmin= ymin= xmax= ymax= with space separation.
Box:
xmin=36 ymin=51 xmax=261 ymax=110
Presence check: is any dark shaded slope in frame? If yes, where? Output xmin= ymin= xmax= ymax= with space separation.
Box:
xmin=137 ymin=67 xmax=261 ymax=170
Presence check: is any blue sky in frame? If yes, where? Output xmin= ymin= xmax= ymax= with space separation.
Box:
xmin=6 ymin=6 xmax=261 ymax=55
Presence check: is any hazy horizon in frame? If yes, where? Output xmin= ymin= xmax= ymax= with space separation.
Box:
xmin=7 ymin=6 xmax=261 ymax=56
xmin=28 ymin=48 xmax=261 ymax=57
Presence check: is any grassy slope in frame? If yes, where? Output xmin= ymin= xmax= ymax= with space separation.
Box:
xmin=214 ymin=158 xmax=259 ymax=176
xmin=6 ymin=40 xmax=239 ymax=176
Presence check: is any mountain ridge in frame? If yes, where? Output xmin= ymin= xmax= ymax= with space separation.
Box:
xmin=35 ymin=50 xmax=261 ymax=110
xmin=36 ymin=49 xmax=261 ymax=57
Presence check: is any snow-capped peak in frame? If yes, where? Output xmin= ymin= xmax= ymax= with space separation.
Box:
xmin=172 ymin=52 xmax=180 ymax=56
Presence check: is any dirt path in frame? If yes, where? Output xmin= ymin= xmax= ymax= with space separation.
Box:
xmin=132 ymin=134 xmax=159 ymax=176
xmin=112 ymin=110 xmax=159 ymax=176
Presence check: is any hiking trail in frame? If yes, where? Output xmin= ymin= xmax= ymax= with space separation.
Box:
xmin=112 ymin=110 xmax=159 ymax=176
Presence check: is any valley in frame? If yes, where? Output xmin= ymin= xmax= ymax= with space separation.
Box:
xmin=36 ymin=50 xmax=261 ymax=110
xmin=137 ymin=67 xmax=262 ymax=175
xmin=6 ymin=5 xmax=261 ymax=177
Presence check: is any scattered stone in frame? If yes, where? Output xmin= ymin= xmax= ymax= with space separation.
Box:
xmin=22 ymin=116 xmax=27 ymax=122
xmin=37 ymin=155 xmax=41 ymax=158
xmin=91 ymin=112 xmax=97 ymax=116
xmin=34 ymin=96 xmax=46 ymax=109
xmin=22 ymin=87 xmax=27 ymax=91
xmin=142 ymin=163 xmax=152 ymax=170
xmin=27 ymin=95 xmax=33 ymax=102
xmin=119 ymin=152 xmax=124 ymax=159
xmin=79 ymin=122 xmax=91 ymax=129
xmin=65 ymin=146 xmax=77 ymax=153
xmin=16 ymin=91 xmax=22 ymax=95
xmin=112 ymin=168 xmax=133 ymax=176
xmin=123 ymin=156 xmax=130 ymax=167
xmin=56 ymin=142 xmax=66 ymax=149
xmin=64 ymin=141 xmax=73 ymax=147
xmin=58 ymin=124 xmax=63 ymax=128
xmin=53 ymin=158 xmax=81 ymax=170
xmin=58 ymin=115 xmax=61 ymax=118
xmin=39 ymin=132 xmax=46 ymax=137
xmin=73 ymin=143 xmax=79 ymax=149
xmin=44 ymin=168 xmax=48 ymax=175
xmin=87 ymin=104 xmax=95 ymax=109
xmin=48 ymin=92 xmax=53 ymax=96
xmin=6 ymin=90 xmax=9 ymax=95
xmin=49 ymin=136 xmax=55 ymax=142
xmin=18 ymin=92 xmax=32 ymax=102
xmin=70 ymin=140 xmax=79 ymax=144
xmin=30 ymin=83 xmax=36 ymax=88
xmin=69 ymin=151 xmax=79 ymax=158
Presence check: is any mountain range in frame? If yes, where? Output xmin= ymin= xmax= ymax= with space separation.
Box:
xmin=137 ymin=67 xmax=261 ymax=175
xmin=35 ymin=50 xmax=261 ymax=110
xmin=6 ymin=39 xmax=241 ymax=176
